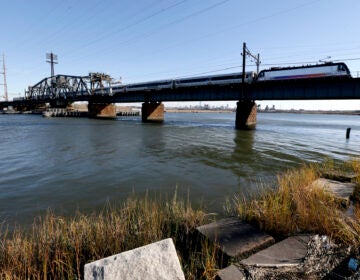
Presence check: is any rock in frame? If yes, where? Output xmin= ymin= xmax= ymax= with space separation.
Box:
xmin=240 ymin=235 xmax=351 ymax=279
xmin=321 ymin=171 xmax=357 ymax=182
xmin=216 ymin=265 xmax=246 ymax=280
xmin=197 ymin=217 xmax=274 ymax=259
xmin=240 ymin=235 xmax=311 ymax=268
xmin=301 ymin=235 xmax=351 ymax=278
xmin=313 ymin=178 xmax=356 ymax=207
xmin=84 ymin=238 xmax=185 ymax=280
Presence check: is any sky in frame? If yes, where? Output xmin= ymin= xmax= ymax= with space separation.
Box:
xmin=1 ymin=0 xmax=360 ymax=110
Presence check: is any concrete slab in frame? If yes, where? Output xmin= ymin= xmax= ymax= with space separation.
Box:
xmin=313 ymin=178 xmax=356 ymax=206
xmin=216 ymin=265 xmax=246 ymax=280
xmin=346 ymin=202 xmax=356 ymax=218
xmin=197 ymin=217 xmax=274 ymax=258
xmin=84 ymin=238 xmax=185 ymax=280
xmin=321 ymin=171 xmax=357 ymax=182
xmin=240 ymin=235 xmax=311 ymax=268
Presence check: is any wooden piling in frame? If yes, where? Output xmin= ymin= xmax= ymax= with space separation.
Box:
xmin=346 ymin=128 xmax=351 ymax=139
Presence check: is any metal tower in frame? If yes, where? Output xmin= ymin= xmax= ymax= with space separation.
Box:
xmin=46 ymin=52 xmax=58 ymax=77
xmin=0 ymin=54 xmax=8 ymax=101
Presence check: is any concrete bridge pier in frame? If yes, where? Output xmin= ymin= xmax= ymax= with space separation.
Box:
xmin=235 ymin=100 xmax=257 ymax=130
xmin=88 ymin=102 xmax=116 ymax=119
xmin=14 ymin=102 xmax=46 ymax=112
xmin=49 ymin=100 xmax=69 ymax=108
xmin=142 ymin=102 xmax=164 ymax=123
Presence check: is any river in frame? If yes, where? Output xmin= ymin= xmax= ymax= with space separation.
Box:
xmin=0 ymin=112 xmax=359 ymax=226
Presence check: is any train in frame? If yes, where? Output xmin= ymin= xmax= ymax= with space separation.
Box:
xmin=111 ymin=72 xmax=257 ymax=94
xmin=256 ymin=62 xmax=351 ymax=81
xmin=109 ymin=62 xmax=351 ymax=94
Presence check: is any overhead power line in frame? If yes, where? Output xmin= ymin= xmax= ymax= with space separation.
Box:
xmin=169 ymin=57 xmax=360 ymax=80
xmin=175 ymin=65 xmax=242 ymax=79
xmin=66 ymin=0 xmax=233 ymax=63
xmin=108 ymin=0 xmax=323 ymax=66
xmin=74 ymin=0 xmax=189 ymax=52
xmin=164 ymin=0 xmax=231 ymax=27
xmin=333 ymin=57 xmax=360 ymax=62
xmin=261 ymin=57 xmax=360 ymax=66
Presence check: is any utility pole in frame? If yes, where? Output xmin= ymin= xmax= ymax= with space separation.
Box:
xmin=242 ymin=42 xmax=246 ymax=84
xmin=241 ymin=43 xmax=261 ymax=99
xmin=241 ymin=42 xmax=261 ymax=76
xmin=0 ymin=54 xmax=8 ymax=101
xmin=46 ymin=52 xmax=58 ymax=77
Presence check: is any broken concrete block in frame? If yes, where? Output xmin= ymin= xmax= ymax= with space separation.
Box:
xmin=216 ymin=264 xmax=246 ymax=280
xmin=240 ymin=235 xmax=311 ymax=267
xmin=321 ymin=171 xmax=357 ymax=182
xmin=313 ymin=178 xmax=356 ymax=206
xmin=197 ymin=217 xmax=274 ymax=259
xmin=242 ymin=235 xmax=350 ymax=279
xmin=84 ymin=238 xmax=185 ymax=280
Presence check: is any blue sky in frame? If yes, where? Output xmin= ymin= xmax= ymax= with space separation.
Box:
xmin=1 ymin=0 xmax=360 ymax=109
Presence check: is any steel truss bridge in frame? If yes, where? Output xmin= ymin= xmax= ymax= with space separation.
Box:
xmin=24 ymin=73 xmax=111 ymax=100
xmin=1 ymin=75 xmax=360 ymax=108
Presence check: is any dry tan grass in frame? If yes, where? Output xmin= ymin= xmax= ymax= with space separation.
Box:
xmin=235 ymin=160 xmax=360 ymax=246
xmin=0 ymin=193 xmax=218 ymax=279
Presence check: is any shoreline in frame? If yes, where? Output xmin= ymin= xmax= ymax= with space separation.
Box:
xmin=0 ymin=160 xmax=359 ymax=279
xmin=1 ymin=107 xmax=359 ymax=116
xmin=259 ymin=109 xmax=360 ymax=115
xmin=165 ymin=108 xmax=360 ymax=115
xmin=165 ymin=108 xmax=235 ymax=113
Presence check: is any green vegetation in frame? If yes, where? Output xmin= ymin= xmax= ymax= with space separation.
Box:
xmin=1 ymin=160 xmax=359 ymax=279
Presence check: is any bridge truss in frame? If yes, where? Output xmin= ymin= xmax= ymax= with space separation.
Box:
xmin=25 ymin=73 xmax=112 ymax=100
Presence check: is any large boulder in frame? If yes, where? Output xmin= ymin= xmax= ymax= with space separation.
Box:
xmin=84 ymin=238 xmax=185 ymax=280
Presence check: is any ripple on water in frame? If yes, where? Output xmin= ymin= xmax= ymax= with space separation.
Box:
xmin=0 ymin=113 xmax=359 ymax=227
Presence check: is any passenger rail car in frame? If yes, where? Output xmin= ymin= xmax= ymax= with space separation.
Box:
xmin=93 ymin=88 xmax=112 ymax=95
xmin=111 ymin=85 xmax=126 ymax=94
xmin=111 ymin=80 xmax=173 ymax=93
xmin=257 ymin=63 xmax=351 ymax=81
xmin=110 ymin=72 xmax=256 ymax=94
xmin=125 ymin=80 xmax=174 ymax=92
xmin=174 ymin=72 xmax=255 ymax=88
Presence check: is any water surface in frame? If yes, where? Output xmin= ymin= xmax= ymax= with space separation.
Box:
xmin=0 ymin=112 xmax=358 ymax=226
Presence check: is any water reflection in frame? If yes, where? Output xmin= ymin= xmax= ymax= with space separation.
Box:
xmin=233 ymin=130 xmax=255 ymax=159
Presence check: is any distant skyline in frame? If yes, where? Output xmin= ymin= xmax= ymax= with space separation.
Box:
xmin=1 ymin=0 xmax=360 ymax=110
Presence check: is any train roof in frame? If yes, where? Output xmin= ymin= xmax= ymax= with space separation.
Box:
xmin=176 ymin=71 xmax=255 ymax=80
xmin=122 ymin=79 xmax=173 ymax=86
xmin=261 ymin=62 xmax=349 ymax=72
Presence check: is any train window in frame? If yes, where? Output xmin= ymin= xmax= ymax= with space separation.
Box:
xmin=211 ymin=75 xmax=241 ymax=81
xmin=338 ymin=65 xmax=345 ymax=71
xmin=178 ymin=78 xmax=209 ymax=83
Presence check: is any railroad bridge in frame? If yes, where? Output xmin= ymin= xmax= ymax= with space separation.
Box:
xmin=1 ymin=74 xmax=360 ymax=129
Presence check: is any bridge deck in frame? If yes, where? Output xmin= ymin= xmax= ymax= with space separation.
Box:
xmin=1 ymin=77 xmax=360 ymax=107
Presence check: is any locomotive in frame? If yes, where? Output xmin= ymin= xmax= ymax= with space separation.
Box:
xmin=256 ymin=62 xmax=350 ymax=81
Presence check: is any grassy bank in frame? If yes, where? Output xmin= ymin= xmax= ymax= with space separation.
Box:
xmin=234 ymin=159 xmax=360 ymax=246
xmin=0 ymin=193 xmax=218 ymax=279
xmin=1 ymin=160 xmax=359 ymax=279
